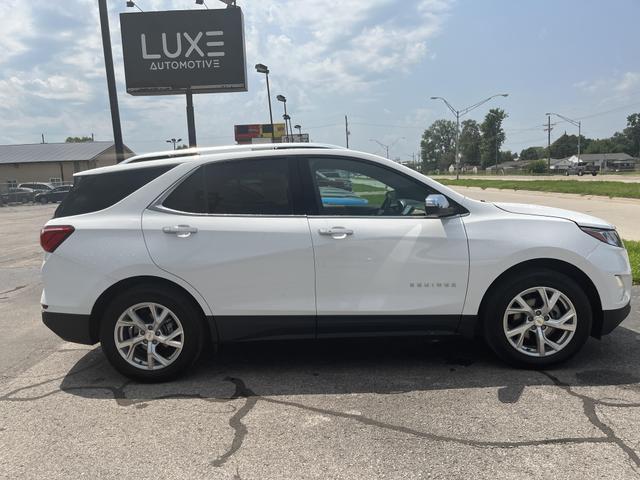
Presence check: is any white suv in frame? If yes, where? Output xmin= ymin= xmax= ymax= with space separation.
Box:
xmin=40 ymin=146 xmax=632 ymax=381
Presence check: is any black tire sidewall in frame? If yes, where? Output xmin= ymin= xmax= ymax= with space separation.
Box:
xmin=100 ymin=285 xmax=204 ymax=382
xmin=483 ymin=270 xmax=592 ymax=368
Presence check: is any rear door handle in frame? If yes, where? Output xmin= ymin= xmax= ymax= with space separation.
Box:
xmin=162 ymin=225 xmax=198 ymax=238
xmin=319 ymin=227 xmax=354 ymax=239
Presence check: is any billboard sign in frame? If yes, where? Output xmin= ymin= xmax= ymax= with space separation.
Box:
xmin=234 ymin=123 xmax=287 ymax=143
xmin=120 ymin=8 xmax=247 ymax=96
xmin=282 ymin=134 xmax=310 ymax=143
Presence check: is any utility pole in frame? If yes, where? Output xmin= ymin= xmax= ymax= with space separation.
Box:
xmin=186 ymin=91 xmax=197 ymax=148
xmin=98 ymin=0 xmax=125 ymax=163
xmin=545 ymin=115 xmax=553 ymax=174
xmin=345 ymin=115 xmax=350 ymax=148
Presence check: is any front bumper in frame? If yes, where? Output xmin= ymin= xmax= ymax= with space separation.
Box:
xmin=595 ymin=301 xmax=631 ymax=337
xmin=42 ymin=311 xmax=97 ymax=345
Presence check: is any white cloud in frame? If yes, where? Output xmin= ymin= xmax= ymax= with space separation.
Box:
xmin=574 ymin=71 xmax=640 ymax=99
xmin=0 ymin=0 xmax=452 ymax=150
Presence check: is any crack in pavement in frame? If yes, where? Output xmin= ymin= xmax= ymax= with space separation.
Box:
xmin=540 ymin=371 xmax=640 ymax=472
xmin=3 ymin=361 xmax=640 ymax=472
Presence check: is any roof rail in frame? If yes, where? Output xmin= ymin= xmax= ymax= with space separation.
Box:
xmin=122 ymin=143 xmax=343 ymax=164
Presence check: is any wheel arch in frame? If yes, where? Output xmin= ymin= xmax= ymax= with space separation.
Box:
xmin=475 ymin=258 xmax=603 ymax=338
xmin=88 ymin=275 xmax=218 ymax=345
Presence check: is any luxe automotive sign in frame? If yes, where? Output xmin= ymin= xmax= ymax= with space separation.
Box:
xmin=120 ymin=8 xmax=247 ymax=95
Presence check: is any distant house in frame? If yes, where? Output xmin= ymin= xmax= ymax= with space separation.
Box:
xmin=0 ymin=142 xmax=134 ymax=188
xmin=552 ymin=153 xmax=637 ymax=172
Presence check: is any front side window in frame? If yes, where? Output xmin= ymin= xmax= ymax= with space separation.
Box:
xmin=308 ymin=157 xmax=434 ymax=216
xmin=162 ymin=157 xmax=293 ymax=215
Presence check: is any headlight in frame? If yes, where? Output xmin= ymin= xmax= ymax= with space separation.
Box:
xmin=580 ymin=226 xmax=623 ymax=248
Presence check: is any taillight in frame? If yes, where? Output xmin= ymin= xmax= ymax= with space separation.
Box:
xmin=40 ymin=225 xmax=75 ymax=253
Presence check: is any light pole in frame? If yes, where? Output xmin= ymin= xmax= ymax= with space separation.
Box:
xmin=277 ymin=95 xmax=291 ymax=138
xmin=255 ymin=64 xmax=275 ymax=142
xmin=545 ymin=112 xmax=582 ymax=161
xmin=294 ymin=124 xmax=302 ymax=136
xmin=430 ymin=93 xmax=509 ymax=180
xmin=166 ymin=138 xmax=182 ymax=150
xmin=370 ymin=137 xmax=405 ymax=160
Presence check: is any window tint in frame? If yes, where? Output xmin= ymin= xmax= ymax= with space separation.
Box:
xmin=54 ymin=165 xmax=174 ymax=218
xmin=162 ymin=158 xmax=293 ymax=215
xmin=308 ymin=157 xmax=434 ymax=216
xmin=163 ymin=167 xmax=207 ymax=213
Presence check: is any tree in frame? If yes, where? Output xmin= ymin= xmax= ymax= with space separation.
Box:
xmin=65 ymin=136 xmax=93 ymax=143
xmin=623 ymin=113 xmax=640 ymax=157
xmin=480 ymin=108 xmax=508 ymax=168
xmin=548 ymin=133 xmax=589 ymax=158
xmin=520 ymin=146 xmax=546 ymax=161
xmin=526 ymin=159 xmax=548 ymax=174
xmin=420 ymin=119 xmax=457 ymax=171
xmin=458 ymin=119 xmax=481 ymax=166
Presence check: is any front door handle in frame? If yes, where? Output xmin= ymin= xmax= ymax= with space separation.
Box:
xmin=162 ymin=225 xmax=198 ymax=238
xmin=319 ymin=227 xmax=354 ymax=239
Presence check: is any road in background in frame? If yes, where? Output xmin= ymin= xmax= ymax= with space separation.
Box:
xmin=452 ymin=186 xmax=640 ymax=241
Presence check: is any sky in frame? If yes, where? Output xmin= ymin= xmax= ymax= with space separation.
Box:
xmin=0 ymin=0 xmax=639 ymax=160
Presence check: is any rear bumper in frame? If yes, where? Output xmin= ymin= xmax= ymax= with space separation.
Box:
xmin=42 ymin=311 xmax=97 ymax=345
xmin=596 ymin=301 xmax=631 ymax=337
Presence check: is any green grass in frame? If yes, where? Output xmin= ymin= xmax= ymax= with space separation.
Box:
xmin=439 ymin=179 xmax=640 ymax=199
xmin=626 ymin=240 xmax=640 ymax=285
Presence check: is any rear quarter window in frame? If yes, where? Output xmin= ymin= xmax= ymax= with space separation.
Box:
xmin=54 ymin=165 xmax=174 ymax=218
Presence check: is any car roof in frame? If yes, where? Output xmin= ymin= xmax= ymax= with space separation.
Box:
xmin=75 ymin=145 xmax=347 ymax=177
xmin=121 ymin=142 xmax=343 ymax=164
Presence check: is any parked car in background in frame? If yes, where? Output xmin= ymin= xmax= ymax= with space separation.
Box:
xmin=1 ymin=187 xmax=36 ymax=204
xmin=40 ymin=145 xmax=631 ymax=381
xmin=565 ymin=162 xmax=599 ymax=176
xmin=35 ymin=185 xmax=72 ymax=204
xmin=18 ymin=182 xmax=54 ymax=192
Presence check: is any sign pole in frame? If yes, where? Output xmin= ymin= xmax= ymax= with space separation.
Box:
xmin=98 ymin=0 xmax=125 ymax=162
xmin=186 ymin=91 xmax=197 ymax=148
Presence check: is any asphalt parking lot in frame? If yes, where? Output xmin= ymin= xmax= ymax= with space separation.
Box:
xmin=2 ymin=203 xmax=640 ymax=479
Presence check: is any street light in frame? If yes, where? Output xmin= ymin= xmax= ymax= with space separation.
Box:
xmin=370 ymin=137 xmax=405 ymax=160
xmin=194 ymin=0 xmax=209 ymax=8
xmin=430 ymin=93 xmax=509 ymax=179
xmin=126 ymin=1 xmax=143 ymax=12
xmin=166 ymin=138 xmax=182 ymax=150
xmin=277 ymin=95 xmax=291 ymax=137
xmin=294 ymin=124 xmax=302 ymax=135
xmin=545 ymin=112 xmax=582 ymax=162
xmin=255 ymin=64 xmax=275 ymax=142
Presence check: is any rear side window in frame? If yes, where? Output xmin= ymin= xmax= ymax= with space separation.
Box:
xmin=54 ymin=165 xmax=174 ymax=218
xmin=162 ymin=158 xmax=293 ymax=215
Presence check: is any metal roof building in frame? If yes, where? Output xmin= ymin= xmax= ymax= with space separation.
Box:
xmin=0 ymin=142 xmax=134 ymax=188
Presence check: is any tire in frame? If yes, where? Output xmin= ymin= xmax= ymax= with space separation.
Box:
xmin=483 ymin=269 xmax=592 ymax=368
xmin=578 ymin=171 xmax=584 ymax=176
xmin=565 ymin=171 xmax=570 ymax=176
xmin=592 ymin=172 xmax=597 ymax=176
xmin=39 ymin=196 xmax=48 ymax=204
xmin=100 ymin=285 xmax=205 ymax=382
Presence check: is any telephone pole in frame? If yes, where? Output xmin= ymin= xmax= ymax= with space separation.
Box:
xmin=544 ymin=115 xmax=553 ymax=174
xmin=345 ymin=115 xmax=350 ymax=148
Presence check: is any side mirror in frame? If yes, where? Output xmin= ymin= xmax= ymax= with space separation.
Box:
xmin=425 ymin=194 xmax=451 ymax=216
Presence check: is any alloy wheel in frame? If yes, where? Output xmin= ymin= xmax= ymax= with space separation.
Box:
xmin=114 ymin=302 xmax=184 ymax=370
xmin=502 ymin=286 xmax=577 ymax=357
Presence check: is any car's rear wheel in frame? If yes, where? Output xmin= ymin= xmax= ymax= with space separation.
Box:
xmin=483 ymin=270 xmax=592 ymax=367
xmin=100 ymin=285 xmax=204 ymax=381
xmin=39 ymin=196 xmax=48 ymax=204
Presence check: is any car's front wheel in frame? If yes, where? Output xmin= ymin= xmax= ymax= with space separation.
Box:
xmin=483 ymin=270 xmax=592 ymax=367
xmin=100 ymin=285 xmax=204 ymax=381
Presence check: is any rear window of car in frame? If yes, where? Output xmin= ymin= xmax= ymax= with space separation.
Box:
xmin=54 ymin=165 xmax=175 ymax=218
